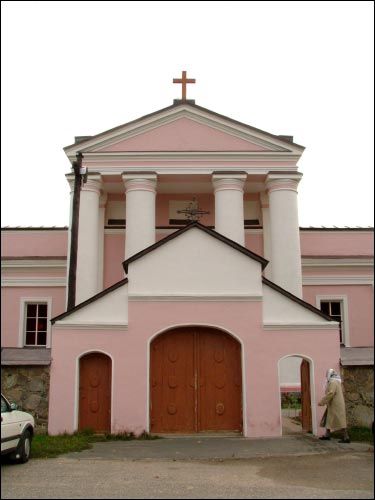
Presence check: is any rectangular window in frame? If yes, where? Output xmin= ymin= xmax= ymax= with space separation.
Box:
xmin=320 ymin=300 xmax=343 ymax=343
xmin=25 ymin=303 xmax=48 ymax=346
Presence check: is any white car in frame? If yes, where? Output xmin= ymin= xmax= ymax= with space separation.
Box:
xmin=1 ymin=394 xmax=34 ymax=463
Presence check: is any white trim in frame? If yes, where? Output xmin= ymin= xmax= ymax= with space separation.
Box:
xmin=18 ymin=297 xmax=53 ymax=348
xmin=104 ymin=228 xmax=126 ymax=235
xmin=303 ymin=276 xmax=373 ymax=285
xmin=302 ymin=258 xmax=373 ymax=267
xmin=53 ymin=322 xmax=128 ymax=330
xmin=1 ymin=259 xmax=67 ymax=269
xmin=263 ymin=322 xmax=339 ymax=331
xmin=315 ymin=295 xmax=350 ymax=347
xmin=74 ymin=350 xmax=114 ymax=433
xmin=277 ymin=354 xmax=317 ymax=436
xmin=128 ymin=294 xmax=262 ymax=302
xmin=3 ymin=277 xmax=66 ymax=287
xmin=103 ymin=228 xmax=264 ymax=235
xmin=146 ymin=323 xmax=247 ymax=437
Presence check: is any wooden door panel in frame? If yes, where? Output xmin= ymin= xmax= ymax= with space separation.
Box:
xmin=79 ymin=353 xmax=111 ymax=433
xmin=150 ymin=329 xmax=195 ymax=432
xmin=300 ymin=359 xmax=312 ymax=432
xmin=198 ymin=331 xmax=242 ymax=431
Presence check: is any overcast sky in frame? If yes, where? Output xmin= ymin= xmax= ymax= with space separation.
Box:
xmin=1 ymin=1 xmax=374 ymax=228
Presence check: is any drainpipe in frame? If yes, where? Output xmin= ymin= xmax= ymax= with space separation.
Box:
xmin=67 ymin=152 xmax=87 ymax=310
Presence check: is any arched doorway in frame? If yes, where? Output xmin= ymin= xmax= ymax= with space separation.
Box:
xmin=150 ymin=326 xmax=242 ymax=433
xmin=279 ymin=355 xmax=312 ymax=435
xmin=78 ymin=352 xmax=111 ymax=433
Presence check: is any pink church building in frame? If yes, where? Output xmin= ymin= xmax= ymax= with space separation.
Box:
xmin=1 ymin=82 xmax=373 ymax=437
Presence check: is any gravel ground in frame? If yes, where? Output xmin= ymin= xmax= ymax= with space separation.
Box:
xmin=2 ymin=451 xmax=373 ymax=499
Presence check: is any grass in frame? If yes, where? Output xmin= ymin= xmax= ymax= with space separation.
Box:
xmin=31 ymin=429 xmax=161 ymax=459
xmin=331 ymin=426 xmax=373 ymax=443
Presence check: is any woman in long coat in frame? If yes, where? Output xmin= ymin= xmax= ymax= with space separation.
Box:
xmin=318 ymin=368 xmax=350 ymax=443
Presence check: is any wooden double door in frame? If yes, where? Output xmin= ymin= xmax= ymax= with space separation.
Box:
xmin=150 ymin=327 xmax=242 ymax=433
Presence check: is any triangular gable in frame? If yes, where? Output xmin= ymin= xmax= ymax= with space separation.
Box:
xmin=51 ymin=278 xmax=128 ymax=324
xmin=262 ymin=278 xmax=334 ymax=323
xmin=96 ymin=117 xmax=270 ymax=152
xmin=123 ymin=221 xmax=268 ymax=273
xmin=64 ymin=102 xmax=304 ymax=159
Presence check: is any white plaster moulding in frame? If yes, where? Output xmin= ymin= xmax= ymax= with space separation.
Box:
xmin=53 ymin=323 xmax=128 ymax=330
xmin=263 ymin=323 xmax=339 ymax=330
xmin=3 ymin=278 xmax=66 ymax=287
xmin=75 ymin=151 xmax=301 ymax=161
xmin=104 ymin=228 xmax=264 ymax=235
xmin=302 ymin=258 xmax=373 ymax=267
xmin=302 ymin=276 xmax=374 ymax=285
xmin=1 ymin=260 xmax=67 ymax=269
xmin=128 ymin=294 xmax=263 ymax=302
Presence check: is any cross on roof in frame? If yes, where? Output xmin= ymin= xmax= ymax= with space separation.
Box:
xmin=173 ymin=71 xmax=196 ymax=101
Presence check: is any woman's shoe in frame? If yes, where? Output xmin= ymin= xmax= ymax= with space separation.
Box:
xmin=319 ymin=436 xmax=331 ymax=440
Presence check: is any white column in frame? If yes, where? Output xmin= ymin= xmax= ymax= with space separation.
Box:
xmin=212 ymin=173 xmax=247 ymax=245
xmin=76 ymin=174 xmax=102 ymax=304
xmin=260 ymin=191 xmax=272 ymax=279
xmin=97 ymin=192 xmax=107 ymax=292
xmin=122 ymin=173 xmax=157 ymax=260
xmin=266 ymin=174 xmax=303 ymax=298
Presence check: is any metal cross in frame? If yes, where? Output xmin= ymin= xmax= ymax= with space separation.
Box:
xmin=173 ymin=71 xmax=196 ymax=100
xmin=177 ymin=198 xmax=209 ymax=222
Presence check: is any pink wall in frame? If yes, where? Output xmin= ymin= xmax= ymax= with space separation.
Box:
xmin=245 ymin=233 xmax=263 ymax=256
xmin=1 ymin=230 xmax=68 ymax=257
xmin=300 ymin=231 xmax=373 ymax=256
xmin=103 ymin=234 xmax=125 ymax=288
xmin=48 ymin=301 xmax=339 ymax=437
xmin=1 ymin=287 xmax=66 ymax=347
xmin=303 ymin=285 xmax=374 ymax=347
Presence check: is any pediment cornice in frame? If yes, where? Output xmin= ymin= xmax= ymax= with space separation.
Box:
xmin=64 ymin=103 xmax=304 ymax=162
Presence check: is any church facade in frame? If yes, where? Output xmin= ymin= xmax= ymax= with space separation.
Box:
xmin=2 ymin=85 xmax=373 ymax=436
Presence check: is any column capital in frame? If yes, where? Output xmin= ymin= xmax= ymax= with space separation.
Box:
xmin=81 ymin=173 xmax=102 ymax=195
xmin=122 ymin=172 xmax=157 ymax=194
xmin=265 ymin=173 xmax=302 ymax=194
xmin=212 ymin=172 xmax=247 ymax=193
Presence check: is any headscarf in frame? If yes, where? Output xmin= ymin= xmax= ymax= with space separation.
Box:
xmin=325 ymin=368 xmax=342 ymax=388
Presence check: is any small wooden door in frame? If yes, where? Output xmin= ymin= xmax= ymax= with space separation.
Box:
xmin=300 ymin=359 xmax=312 ymax=432
xmin=150 ymin=327 xmax=242 ymax=433
xmin=79 ymin=353 xmax=111 ymax=433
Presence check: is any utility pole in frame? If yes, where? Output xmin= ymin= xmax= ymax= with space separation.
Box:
xmin=67 ymin=152 xmax=87 ymax=310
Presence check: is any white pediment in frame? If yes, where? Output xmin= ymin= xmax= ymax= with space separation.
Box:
xmin=127 ymin=227 xmax=263 ymax=299
xmin=54 ymin=282 xmax=128 ymax=327
xmin=64 ymin=103 xmax=303 ymax=160
xmin=262 ymin=284 xmax=337 ymax=328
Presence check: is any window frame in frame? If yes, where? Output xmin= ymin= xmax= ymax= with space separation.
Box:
xmin=18 ymin=297 xmax=52 ymax=348
xmin=315 ymin=295 xmax=350 ymax=346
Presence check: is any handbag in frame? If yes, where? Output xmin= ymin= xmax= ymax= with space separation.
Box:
xmin=320 ymin=408 xmax=328 ymax=427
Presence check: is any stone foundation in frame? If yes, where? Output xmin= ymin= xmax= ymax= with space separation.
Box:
xmin=341 ymin=366 xmax=374 ymax=428
xmin=1 ymin=366 xmax=50 ymax=431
